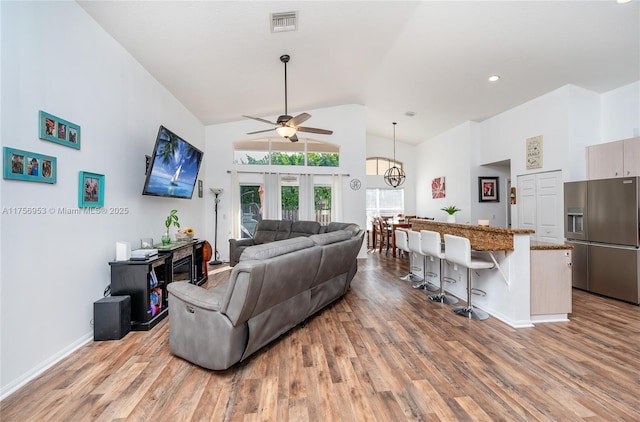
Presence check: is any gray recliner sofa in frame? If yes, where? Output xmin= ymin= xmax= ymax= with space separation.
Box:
xmin=167 ymin=225 xmax=364 ymax=370
xmin=228 ymin=219 xmax=359 ymax=266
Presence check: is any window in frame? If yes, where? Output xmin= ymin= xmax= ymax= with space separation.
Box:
xmin=240 ymin=185 xmax=262 ymax=238
xmin=234 ymin=138 xmax=339 ymax=166
xmin=366 ymin=157 xmax=402 ymax=176
xmin=366 ymin=188 xmax=404 ymax=229
xmin=281 ymin=175 xmax=300 ymax=221
xmin=271 ymin=138 xmax=305 ymax=166
xmin=233 ymin=139 xmax=270 ymax=165
xmin=307 ymin=139 xmax=339 ymax=167
xmin=314 ymin=185 xmax=332 ymax=225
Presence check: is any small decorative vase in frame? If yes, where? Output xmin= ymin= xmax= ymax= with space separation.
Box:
xmin=161 ymin=233 xmax=171 ymax=245
xmin=446 ymin=214 xmax=456 ymax=224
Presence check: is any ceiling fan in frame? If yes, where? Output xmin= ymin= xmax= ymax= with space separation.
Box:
xmin=243 ymin=54 xmax=333 ymax=142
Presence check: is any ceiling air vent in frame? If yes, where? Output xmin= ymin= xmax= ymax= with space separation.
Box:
xmin=271 ymin=11 xmax=297 ymax=33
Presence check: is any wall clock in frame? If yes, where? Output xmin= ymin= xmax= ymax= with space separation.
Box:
xmin=350 ymin=178 xmax=361 ymax=191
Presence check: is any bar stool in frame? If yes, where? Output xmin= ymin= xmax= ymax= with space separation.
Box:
xmin=395 ymin=229 xmax=422 ymax=282
xmin=420 ymin=230 xmax=458 ymax=305
xmin=407 ymin=230 xmax=438 ymax=291
xmin=444 ymin=234 xmax=494 ymax=320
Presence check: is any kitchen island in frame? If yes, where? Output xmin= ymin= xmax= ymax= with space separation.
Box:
xmin=410 ymin=220 xmax=572 ymax=327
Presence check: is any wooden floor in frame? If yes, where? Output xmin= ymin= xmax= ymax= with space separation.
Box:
xmin=2 ymin=251 xmax=640 ymax=421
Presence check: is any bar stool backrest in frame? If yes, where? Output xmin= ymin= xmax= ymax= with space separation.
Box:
xmin=395 ymin=229 xmax=409 ymax=252
xmin=420 ymin=230 xmax=444 ymax=259
xmin=408 ymin=230 xmax=423 ymax=254
xmin=443 ymin=234 xmax=471 ymax=267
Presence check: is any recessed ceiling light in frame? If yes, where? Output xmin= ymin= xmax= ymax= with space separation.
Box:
xmin=616 ymin=0 xmax=631 ymax=4
xmin=488 ymin=75 xmax=500 ymax=82
xmin=405 ymin=111 xmax=416 ymax=117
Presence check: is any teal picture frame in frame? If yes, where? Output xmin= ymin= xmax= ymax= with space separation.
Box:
xmin=3 ymin=147 xmax=57 ymax=184
xmin=39 ymin=110 xmax=81 ymax=150
xmin=78 ymin=171 xmax=105 ymax=208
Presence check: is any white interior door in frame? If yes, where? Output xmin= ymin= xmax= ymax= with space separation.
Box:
xmin=536 ymin=171 xmax=563 ymax=243
xmin=518 ymin=174 xmax=537 ymax=232
xmin=517 ymin=170 xmax=563 ymax=244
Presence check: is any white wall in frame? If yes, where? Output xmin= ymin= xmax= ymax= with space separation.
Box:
xmin=417 ymin=83 xmax=638 ymax=230
xmin=0 ymin=2 xmax=205 ymax=397
xmin=203 ymin=104 xmax=367 ymax=262
xmin=567 ymin=86 xmax=601 ymax=182
xmin=365 ymin=133 xmax=417 ymax=216
xmin=415 ymin=122 xmax=473 ymax=223
xmin=600 ymin=81 xmax=640 ymax=143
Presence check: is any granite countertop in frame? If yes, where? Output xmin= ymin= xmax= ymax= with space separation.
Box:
xmin=410 ymin=220 xmax=572 ymax=251
xmin=411 ymin=219 xmax=534 ymax=235
xmin=410 ymin=219 xmax=531 ymax=251
xmin=530 ymin=240 xmax=574 ymax=250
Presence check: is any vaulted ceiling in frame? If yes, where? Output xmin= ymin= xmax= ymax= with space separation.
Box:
xmin=78 ymin=1 xmax=639 ymax=145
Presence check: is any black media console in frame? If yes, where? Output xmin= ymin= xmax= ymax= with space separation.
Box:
xmin=108 ymin=239 xmax=207 ymax=331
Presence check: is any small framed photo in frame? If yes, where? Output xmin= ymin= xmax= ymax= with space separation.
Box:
xmin=3 ymin=147 xmax=57 ymax=184
xmin=479 ymin=177 xmax=499 ymax=203
xmin=78 ymin=171 xmax=105 ymax=208
xmin=39 ymin=110 xmax=81 ymax=150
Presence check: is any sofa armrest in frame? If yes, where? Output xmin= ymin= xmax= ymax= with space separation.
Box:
xmin=229 ymin=238 xmax=257 ymax=267
xmin=229 ymin=238 xmax=256 ymax=248
xmin=167 ymin=281 xmax=226 ymax=311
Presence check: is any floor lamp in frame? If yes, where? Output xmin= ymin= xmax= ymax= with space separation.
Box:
xmin=209 ymin=187 xmax=223 ymax=265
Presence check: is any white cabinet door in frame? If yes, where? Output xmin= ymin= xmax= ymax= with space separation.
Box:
xmin=623 ymin=137 xmax=640 ymax=177
xmin=587 ymin=141 xmax=624 ymax=179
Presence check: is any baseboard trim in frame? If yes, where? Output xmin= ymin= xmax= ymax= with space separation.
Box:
xmin=1 ymin=332 xmax=93 ymax=401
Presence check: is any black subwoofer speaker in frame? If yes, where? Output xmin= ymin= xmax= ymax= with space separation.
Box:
xmin=94 ymin=295 xmax=131 ymax=341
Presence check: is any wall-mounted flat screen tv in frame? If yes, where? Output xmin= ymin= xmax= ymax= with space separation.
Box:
xmin=142 ymin=125 xmax=203 ymax=199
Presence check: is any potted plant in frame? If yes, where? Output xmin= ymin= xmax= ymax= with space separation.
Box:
xmin=441 ymin=205 xmax=461 ymax=223
xmin=162 ymin=209 xmax=180 ymax=245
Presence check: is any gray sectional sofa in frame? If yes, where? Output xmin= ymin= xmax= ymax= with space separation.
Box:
xmin=228 ymin=219 xmax=360 ymax=266
xmin=167 ymin=224 xmax=364 ymax=370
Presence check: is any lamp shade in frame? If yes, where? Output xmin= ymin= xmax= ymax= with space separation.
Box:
xmin=276 ymin=125 xmax=297 ymax=138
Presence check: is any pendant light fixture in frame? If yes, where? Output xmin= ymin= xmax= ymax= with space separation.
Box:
xmin=384 ymin=122 xmax=406 ymax=188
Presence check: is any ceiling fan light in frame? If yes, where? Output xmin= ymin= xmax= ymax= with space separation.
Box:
xmin=276 ymin=125 xmax=297 ymax=138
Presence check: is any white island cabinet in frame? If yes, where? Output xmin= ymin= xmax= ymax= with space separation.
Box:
xmin=410 ymin=220 xmax=573 ymax=328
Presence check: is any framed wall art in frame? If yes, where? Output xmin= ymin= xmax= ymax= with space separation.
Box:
xmin=3 ymin=147 xmax=57 ymax=183
xmin=78 ymin=171 xmax=105 ymax=208
xmin=431 ymin=176 xmax=446 ymax=199
xmin=526 ymin=135 xmax=543 ymax=169
xmin=479 ymin=176 xmax=499 ymax=202
xmin=39 ymin=110 xmax=81 ymax=150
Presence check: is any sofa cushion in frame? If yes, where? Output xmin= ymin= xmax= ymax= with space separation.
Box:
xmin=252 ymin=220 xmax=279 ymax=244
xmin=309 ymin=230 xmax=353 ymax=246
xmin=274 ymin=220 xmax=293 ymax=240
xmin=290 ymin=221 xmax=322 ymax=238
xmin=326 ymin=222 xmax=361 ymax=236
xmin=251 ymin=220 xmax=292 ymax=244
xmin=240 ymin=236 xmax=314 ymax=262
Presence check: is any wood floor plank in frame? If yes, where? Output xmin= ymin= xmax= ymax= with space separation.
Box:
xmin=2 ymin=253 xmax=640 ymax=421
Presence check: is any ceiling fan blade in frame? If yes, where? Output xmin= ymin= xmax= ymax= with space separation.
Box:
xmin=247 ymin=128 xmax=276 ymax=135
xmin=296 ymin=126 xmax=333 ymax=135
xmin=242 ymin=115 xmax=277 ymax=126
xmin=289 ymin=113 xmax=311 ymax=127
xmin=289 ymin=133 xmax=299 ymax=142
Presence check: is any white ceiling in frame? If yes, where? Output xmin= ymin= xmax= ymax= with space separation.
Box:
xmin=78 ymin=1 xmax=639 ymax=145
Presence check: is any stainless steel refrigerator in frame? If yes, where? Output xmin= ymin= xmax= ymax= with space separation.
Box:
xmin=564 ymin=177 xmax=640 ymax=305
